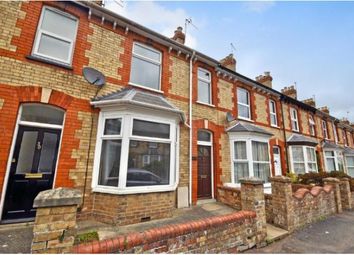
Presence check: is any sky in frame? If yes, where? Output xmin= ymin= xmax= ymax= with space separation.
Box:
xmin=105 ymin=0 xmax=354 ymax=122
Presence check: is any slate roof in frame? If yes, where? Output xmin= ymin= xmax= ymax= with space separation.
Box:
xmin=91 ymin=88 xmax=185 ymax=121
xmin=322 ymin=140 xmax=343 ymax=150
xmin=287 ymin=134 xmax=318 ymax=146
xmin=226 ymin=122 xmax=273 ymax=136
xmin=343 ymin=147 xmax=354 ymax=155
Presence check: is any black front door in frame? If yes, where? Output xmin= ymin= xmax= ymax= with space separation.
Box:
xmin=2 ymin=126 xmax=61 ymax=221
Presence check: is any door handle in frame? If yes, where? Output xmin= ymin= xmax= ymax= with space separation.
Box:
xmin=12 ymin=158 xmax=16 ymax=163
xmin=37 ymin=141 xmax=42 ymax=150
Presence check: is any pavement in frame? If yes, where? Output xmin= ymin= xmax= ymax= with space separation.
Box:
xmin=0 ymin=224 xmax=33 ymax=253
xmin=247 ymin=210 xmax=354 ymax=254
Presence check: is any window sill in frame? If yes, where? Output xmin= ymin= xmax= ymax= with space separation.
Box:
xmin=128 ymin=82 xmax=164 ymax=94
xmin=237 ymin=117 xmax=254 ymax=123
xmin=26 ymin=55 xmax=73 ymax=70
xmin=271 ymin=125 xmax=280 ymax=129
xmin=92 ymin=184 xmax=177 ymax=195
xmin=196 ymin=101 xmax=215 ymax=108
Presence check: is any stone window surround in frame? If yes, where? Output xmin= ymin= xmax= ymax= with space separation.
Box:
xmin=289 ymin=145 xmax=318 ymax=174
xmin=129 ymin=42 xmax=162 ymax=93
xmin=31 ymin=6 xmax=79 ymax=66
xmin=228 ymin=133 xmax=272 ymax=188
xmin=92 ymin=109 xmax=179 ymax=195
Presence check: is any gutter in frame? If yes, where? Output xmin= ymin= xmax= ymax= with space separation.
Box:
xmin=189 ymin=51 xmax=196 ymax=206
xmin=280 ymin=98 xmax=290 ymax=173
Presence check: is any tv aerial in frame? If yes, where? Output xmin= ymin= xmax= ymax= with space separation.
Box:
xmin=230 ymin=43 xmax=236 ymax=54
xmin=184 ymin=17 xmax=198 ymax=41
xmin=226 ymin=112 xmax=235 ymax=122
xmin=83 ymin=67 xmax=106 ymax=87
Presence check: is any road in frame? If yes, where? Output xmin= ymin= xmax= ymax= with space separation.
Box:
xmin=248 ymin=210 xmax=354 ymax=253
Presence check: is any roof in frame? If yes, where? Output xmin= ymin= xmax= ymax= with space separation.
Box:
xmin=287 ymin=134 xmax=318 ymax=146
xmin=344 ymin=147 xmax=354 ymax=155
xmin=226 ymin=122 xmax=273 ymax=136
xmin=91 ymin=88 xmax=185 ymax=121
xmin=322 ymin=141 xmax=343 ymax=151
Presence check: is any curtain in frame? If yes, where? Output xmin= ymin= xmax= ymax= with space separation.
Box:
xmin=234 ymin=141 xmax=247 ymax=159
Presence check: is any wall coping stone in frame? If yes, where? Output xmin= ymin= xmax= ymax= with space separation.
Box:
xmin=270 ymin=176 xmax=291 ymax=183
xmin=240 ymin=177 xmax=264 ymax=185
xmin=323 ymin=177 xmax=340 ymax=183
xmin=340 ymin=178 xmax=350 ymax=182
xmin=217 ymin=185 xmax=241 ymax=192
xmin=33 ymin=188 xmax=83 ymax=208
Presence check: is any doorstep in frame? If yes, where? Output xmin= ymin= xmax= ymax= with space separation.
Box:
xmin=266 ymin=224 xmax=289 ymax=243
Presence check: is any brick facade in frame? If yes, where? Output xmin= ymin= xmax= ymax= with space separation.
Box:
xmin=0 ymin=1 xmax=353 ymax=226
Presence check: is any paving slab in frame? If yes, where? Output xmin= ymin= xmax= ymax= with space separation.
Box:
xmin=266 ymin=224 xmax=289 ymax=243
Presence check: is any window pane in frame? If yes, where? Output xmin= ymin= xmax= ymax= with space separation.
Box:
xmin=234 ymin=162 xmax=249 ymax=183
xmin=234 ymin=141 xmax=247 ymax=160
xmin=253 ymin=163 xmax=270 ymax=182
xmin=271 ymin=114 xmax=277 ymax=126
xmin=325 ymin=151 xmax=334 ymax=157
xmin=292 ymin=146 xmax=304 ymax=161
xmin=308 ymin=163 xmax=318 ymax=172
xmin=306 ymin=147 xmax=316 ymax=162
xmin=38 ymin=132 xmax=58 ymax=173
xmin=133 ymin=44 xmax=160 ymax=62
xmin=41 ymin=9 xmax=77 ymax=39
xmin=198 ymin=130 xmax=211 ymax=142
xmin=238 ymin=104 xmax=250 ymax=119
xmin=130 ymin=56 xmax=160 ymax=90
xmin=98 ymin=140 xmax=121 ymax=187
xmin=37 ymin=33 xmax=71 ymax=62
xmin=269 ymin=101 xmax=276 ymax=113
xmin=292 ymin=120 xmax=298 ymax=131
xmin=127 ymin=140 xmax=170 ymax=186
xmin=16 ymin=131 xmax=38 ymax=174
xmin=104 ymin=118 xmax=121 ymax=135
xmin=132 ymin=119 xmax=170 ymax=139
xmin=21 ymin=104 xmax=64 ymax=125
xmin=198 ymin=79 xmax=211 ymax=104
xmin=198 ymin=69 xmax=211 ymax=81
xmin=252 ymin=141 xmax=269 ymax=161
xmin=348 ymin=167 xmax=354 ymax=177
xmin=326 ymin=158 xmax=336 ymax=171
xmin=237 ymin=88 xmax=249 ymax=105
xmin=294 ymin=163 xmax=306 ymax=174
xmin=346 ymin=156 xmax=354 ymax=167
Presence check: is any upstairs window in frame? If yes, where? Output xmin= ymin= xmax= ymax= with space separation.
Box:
xmin=33 ymin=7 xmax=78 ymax=65
xmin=322 ymin=120 xmax=328 ymax=139
xmin=130 ymin=43 xmax=162 ymax=91
xmin=269 ymin=100 xmax=277 ymax=127
xmin=343 ymin=130 xmax=348 ymax=146
xmin=309 ymin=116 xmax=316 ymax=136
xmin=237 ymin=88 xmax=251 ymax=120
xmin=333 ymin=122 xmax=338 ymax=143
xmin=290 ymin=108 xmax=299 ymax=132
xmin=197 ymin=68 xmax=212 ymax=105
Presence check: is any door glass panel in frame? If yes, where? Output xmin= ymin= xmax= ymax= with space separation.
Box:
xmin=16 ymin=131 xmax=38 ymax=174
xmin=38 ymin=132 xmax=58 ymax=173
xmin=21 ymin=104 xmax=64 ymax=125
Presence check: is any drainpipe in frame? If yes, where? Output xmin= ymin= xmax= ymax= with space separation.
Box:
xmin=280 ymin=97 xmax=290 ymax=173
xmin=189 ymin=51 xmax=195 ymax=206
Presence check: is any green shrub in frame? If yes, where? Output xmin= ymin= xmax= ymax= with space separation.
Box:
xmin=286 ymin=172 xmax=298 ymax=183
xmin=297 ymin=171 xmax=353 ymax=189
xmin=75 ymin=231 xmax=99 ymax=244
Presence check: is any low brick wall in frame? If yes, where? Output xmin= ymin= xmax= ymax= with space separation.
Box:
xmin=72 ymin=211 xmax=258 ymax=254
xmin=264 ymin=194 xmax=273 ymax=224
xmin=216 ymin=185 xmax=241 ymax=210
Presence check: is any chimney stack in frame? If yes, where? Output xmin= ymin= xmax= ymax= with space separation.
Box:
xmin=281 ymin=85 xmax=297 ymax=99
xmin=255 ymin=71 xmax=273 ymax=88
xmin=340 ymin=117 xmax=350 ymax=125
xmin=171 ymin=26 xmax=185 ymax=45
xmin=318 ymin=106 xmax=330 ymax=114
xmin=302 ymin=97 xmax=316 ymax=108
xmin=219 ymin=53 xmax=236 ymax=72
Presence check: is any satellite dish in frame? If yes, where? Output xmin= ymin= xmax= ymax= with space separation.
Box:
xmin=83 ymin=67 xmax=106 ymax=86
xmin=226 ymin=112 xmax=234 ymax=122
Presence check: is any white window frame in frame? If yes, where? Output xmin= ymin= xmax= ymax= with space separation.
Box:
xmin=322 ymin=120 xmax=328 ymax=139
xmin=309 ymin=115 xmax=316 ymax=136
xmin=197 ymin=68 xmax=212 ymax=105
xmin=237 ymin=88 xmax=251 ymax=120
xmin=343 ymin=130 xmax=348 ymax=146
xmin=345 ymin=155 xmax=354 ymax=177
xmin=269 ymin=100 xmax=278 ymax=127
xmin=129 ymin=42 xmax=162 ymax=92
xmin=289 ymin=146 xmax=318 ymax=174
xmin=32 ymin=6 xmax=78 ymax=65
xmin=290 ymin=107 xmax=299 ymax=132
xmin=324 ymin=150 xmax=344 ymax=172
xmin=229 ymin=134 xmax=272 ymax=188
xmin=92 ymin=110 xmax=179 ymax=195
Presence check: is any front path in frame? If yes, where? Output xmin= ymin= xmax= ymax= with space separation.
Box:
xmin=248 ymin=210 xmax=354 ymax=253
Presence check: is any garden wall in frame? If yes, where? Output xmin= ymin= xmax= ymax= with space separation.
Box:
xmin=217 ymin=185 xmax=241 ymax=210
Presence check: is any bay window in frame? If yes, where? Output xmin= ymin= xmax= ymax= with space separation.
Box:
xmin=345 ymin=155 xmax=354 ymax=176
xmin=32 ymin=6 xmax=78 ymax=65
xmin=324 ymin=150 xmax=344 ymax=172
xmin=93 ymin=112 xmax=178 ymax=194
xmin=197 ymin=68 xmax=212 ymax=105
xmin=232 ymin=138 xmax=270 ymax=184
xmin=237 ymin=88 xmax=251 ymax=120
xmin=130 ymin=43 xmax=162 ymax=91
xmin=290 ymin=108 xmax=299 ymax=132
xmin=290 ymin=146 xmax=318 ymax=174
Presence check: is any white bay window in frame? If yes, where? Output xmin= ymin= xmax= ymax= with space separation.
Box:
xmin=324 ymin=150 xmax=344 ymax=172
xmin=290 ymin=146 xmax=318 ymax=174
xmin=93 ymin=111 xmax=178 ymax=194
xmin=345 ymin=155 xmax=354 ymax=177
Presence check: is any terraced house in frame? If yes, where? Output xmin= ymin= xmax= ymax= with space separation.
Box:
xmin=0 ymin=1 xmax=353 ymax=225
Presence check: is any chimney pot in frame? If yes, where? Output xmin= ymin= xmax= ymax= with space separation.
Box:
xmin=171 ymin=26 xmax=185 ymax=44
xmin=281 ymin=85 xmax=297 ymax=99
xmin=255 ymin=71 xmax=273 ymax=88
